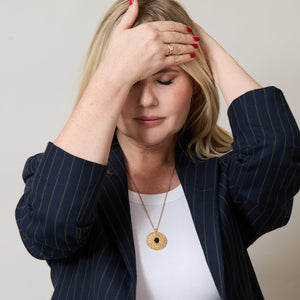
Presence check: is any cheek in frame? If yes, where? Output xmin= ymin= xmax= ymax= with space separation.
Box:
xmin=176 ymin=100 xmax=191 ymax=126
xmin=170 ymin=88 xmax=193 ymax=118
xmin=117 ymin=95 xmax=136 ymax=126
xmin=120 ymin=96 xmax=133 ymax=115
xmin=166 ymin=98 xmax=191 ymax=134
xmin=116 ymin=92 xmax=138 ymax=132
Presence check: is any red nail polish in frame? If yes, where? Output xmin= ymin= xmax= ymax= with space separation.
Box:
xmin=192 ymin=44 xmax=198 ymax=49
xmin=193 ymin=36 xmax=200 ymax=42
xmin=130 ymin=0 xmax=134 ymax=5
xmin=190 ymin=53 xmax=196 ymax=58
xmin=187 ymin=26 xmax=193 ymax=33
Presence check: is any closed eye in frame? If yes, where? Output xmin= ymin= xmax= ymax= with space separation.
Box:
xmin=157 ymin=79 xmax=173 ymax=85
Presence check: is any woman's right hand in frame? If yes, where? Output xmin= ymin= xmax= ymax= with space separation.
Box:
xmin=99 ymin=0 xmax=199 ymax=87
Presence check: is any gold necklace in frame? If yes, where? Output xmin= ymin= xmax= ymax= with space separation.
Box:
xmin=127 ymin=167 xmax=175 ymax=250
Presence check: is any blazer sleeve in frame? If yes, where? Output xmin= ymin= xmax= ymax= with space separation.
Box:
xmin=15 ymin=142 xmax=107 ymax=260
xmin=220 ymin=86 xmax=300 ymax=247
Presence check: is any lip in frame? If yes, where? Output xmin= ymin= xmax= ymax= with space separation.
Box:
xmin=134 ymin=116 xmax=165 ymax=126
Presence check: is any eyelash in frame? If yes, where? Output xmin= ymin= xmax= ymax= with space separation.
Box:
xmin=132 ymin=78 xmax=174 ymax=88
xmin=157 ymin=79 xmax=173 ymax=85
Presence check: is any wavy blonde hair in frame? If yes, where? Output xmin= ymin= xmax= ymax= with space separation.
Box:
xmin=75 ymin=0 xmax=233 ymax=159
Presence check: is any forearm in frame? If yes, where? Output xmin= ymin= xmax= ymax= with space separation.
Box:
xmin=208 ymin=44 xmax=262 ymax=106
xmin=54 ymin=66 xmax=132 ymax=165
xmin=16 ymin=144 xmax=107 ymax=260
xmin=194 ymin=23 xmax=262 ymax=106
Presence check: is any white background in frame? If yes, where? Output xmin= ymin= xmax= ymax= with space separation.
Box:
xmin=1 ymin=0 xmax=299 ymax=299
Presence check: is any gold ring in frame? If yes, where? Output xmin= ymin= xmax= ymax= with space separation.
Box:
xmin=167 ymin=44 xmax=174 ymax=56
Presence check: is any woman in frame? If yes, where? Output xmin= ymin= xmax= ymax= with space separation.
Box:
xmin=15 ymin=0 xmax=299 ymax=299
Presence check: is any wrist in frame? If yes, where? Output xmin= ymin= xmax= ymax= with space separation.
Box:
xmin=205 ymin=45 xmax=230 ymax=84
xmin=193 ymin=24 xmax=228 ymax=79
xmin=93 ymin=62 xmax=134 ymax=92
xmin=77 ymin=63 xmax=133 ymax=115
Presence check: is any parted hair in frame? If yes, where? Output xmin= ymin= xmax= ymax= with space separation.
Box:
xmin=75 ymin=0 xmax=233 ymax=159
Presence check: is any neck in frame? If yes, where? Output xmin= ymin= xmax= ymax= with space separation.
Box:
xmin=117 ymin=132 xmax=177 ymax=172
xmin=116 ymin=131 xmax=181 ymax=194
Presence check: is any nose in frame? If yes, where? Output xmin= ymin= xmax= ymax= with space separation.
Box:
xmin=137 ymin=81 xmax=158 ymax=107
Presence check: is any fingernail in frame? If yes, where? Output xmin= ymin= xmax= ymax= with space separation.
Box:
xmin=190 ymin=53 xmax=196 ymax=58
xmin=192 ymin=44 xmax=198 ymax=49
xmin=130 ymin=0 xmax=134 ymax=5
xmin=193 ymin=36 xmax=200 ymax=42
xmin=187 ymin=26 xmax=193 ymax=33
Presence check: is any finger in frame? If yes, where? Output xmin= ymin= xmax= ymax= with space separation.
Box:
xmin=117 ymin=0 xmax=139 ymax=31
xmin=160 ymin=31 xmax=200 ymax=45
xmin=165 ymin=53 xmax=196 ymax=66
xmin=164 ymin=43 xmax=198 ymax=56
xmin=148 ymin=21 xmax=193 ymax=34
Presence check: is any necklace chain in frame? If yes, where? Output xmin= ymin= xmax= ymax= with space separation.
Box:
xmin=127 ymin=167 xmax=176 ymax=232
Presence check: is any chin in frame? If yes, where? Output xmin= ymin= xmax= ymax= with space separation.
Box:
xmin=117 ymin=127 xmax=175 ymax=147
xmin=132 ymin=130 xmax=178 ymax=147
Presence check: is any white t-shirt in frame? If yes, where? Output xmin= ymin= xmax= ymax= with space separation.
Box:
xmin=128 ymin=184 xmax=221 ymax=300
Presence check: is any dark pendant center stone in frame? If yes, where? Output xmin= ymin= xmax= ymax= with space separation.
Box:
xmin=154 ymin=237 xmax=160 ymax=243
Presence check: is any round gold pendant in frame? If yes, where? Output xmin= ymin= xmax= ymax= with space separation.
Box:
xmin=146 ymin=231 xmax=167 ymax=250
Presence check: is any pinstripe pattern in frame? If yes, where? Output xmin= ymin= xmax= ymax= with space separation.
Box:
xmin=16 ymin=87 xmax=299 ymax=299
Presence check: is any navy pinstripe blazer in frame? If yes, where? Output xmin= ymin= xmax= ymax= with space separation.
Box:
xmin=16 ymin=87 xmax=300 ymax=299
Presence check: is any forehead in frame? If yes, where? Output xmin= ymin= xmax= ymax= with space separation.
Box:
xmin=153 ymin=66 xmax=187 ymax=76
xmin=153 ymin=68 xmax=179 ymax=75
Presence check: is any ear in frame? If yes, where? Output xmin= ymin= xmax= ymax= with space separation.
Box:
xmin=192 ymin=80 xmax=201 ymax=95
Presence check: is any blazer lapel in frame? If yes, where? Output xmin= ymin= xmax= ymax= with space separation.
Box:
xmin=98 ymin=137 xmax=137 ymax=283
xmin=175 ymin=148 xmax=225 ymax=298
xmin=97 ymin=137 xmax=225 ymax=297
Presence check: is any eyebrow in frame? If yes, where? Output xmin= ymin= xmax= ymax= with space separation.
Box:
xmin=153 ymin=68 xmax=179 ymax=76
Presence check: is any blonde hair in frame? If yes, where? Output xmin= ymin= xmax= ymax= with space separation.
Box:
xmin=75 ymin=0 xmax=233 ymax=159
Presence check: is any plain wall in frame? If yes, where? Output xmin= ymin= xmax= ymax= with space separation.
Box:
xmin=1 ymin=0 xmax=299 ymax=299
